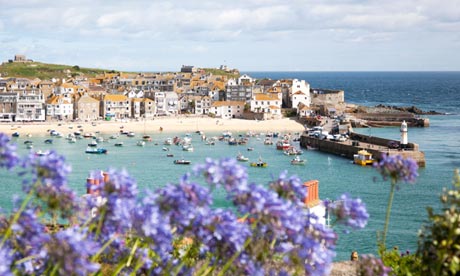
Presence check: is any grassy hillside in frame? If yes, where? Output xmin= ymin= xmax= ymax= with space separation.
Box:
xmin=202 ymin=68 xmax=240 ymax=79
xmin=0 ymin=61 xmax=116 ymax=79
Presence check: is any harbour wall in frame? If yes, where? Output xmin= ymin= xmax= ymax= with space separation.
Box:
xmin=300 ymin=133 xmax=426 ymax=167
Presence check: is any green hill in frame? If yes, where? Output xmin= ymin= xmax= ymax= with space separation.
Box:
xmin=0 ymin=61 xmax=117 ymax=79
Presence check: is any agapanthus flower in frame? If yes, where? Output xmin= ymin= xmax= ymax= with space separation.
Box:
xmin=269 ymin=170 xmax=306 ymax=204
xmin=19 ymin=151 xmax=78 ymax=218
xmin=156 ymin=175 xmax=212 ymax=234
xmin=83 ymin=168 xmax=138 ymax=262
xmin=358 ymin=254 xmax=392 ymax=276
xmin=45 ymin=227 xmax=100 ymax=276
xmin=10 ymin=208 xmax=50 ymax=274
xmin=192 ymin=209 xmax=251 ymax=261
xmin=328 ymin=193 xmax=369 ymax=230
xmin=132 ymin=190 xmax=173 ymax=266
xmin=193 ymin=157 xmax=248 ymax=192
xmin=0 ymin=133 xmax=19 ymax=170
xmin=374 ymin=154 xmax=419 ymax=185
xmin=0 ymin=245 xmax=14 ymax=276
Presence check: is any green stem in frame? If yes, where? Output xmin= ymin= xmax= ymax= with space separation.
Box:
xmin=0 ymin=187 xmax=35 ymax=248
xmin=382 ymin=180 xmax=396 ymax=250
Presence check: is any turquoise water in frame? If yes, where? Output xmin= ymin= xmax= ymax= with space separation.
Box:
xmin=1 ymin=114 xmax=459 ymax=261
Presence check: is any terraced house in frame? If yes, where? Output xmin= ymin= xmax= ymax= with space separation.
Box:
xmin=102 ymin=94 xmax=130 ymax=120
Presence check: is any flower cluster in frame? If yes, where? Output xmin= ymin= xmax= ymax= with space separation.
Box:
xmin=359 ymin=254 xmax=392 ymax=276
xmin=328 ymin=193 xmax=369 ymax=230
xmin=0 ymin=132 xmax=370 ymax=275
xmin=374 ymin=154 xmax=419 ymax=185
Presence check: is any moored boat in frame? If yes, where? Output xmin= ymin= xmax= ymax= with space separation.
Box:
xmin=276 ymin=140 xmax=291 ymax=150
xmin=85 ymin=147 xmax=108 ymax=154
xmin=250 ymin=157 xmax=267 ymax=167
xmin=174 ymin=159 xmax=191 ymax=165
xmin=291 ymin=156 xmax=306 ymax=165
xmin=142 ymin=135 xmax=152 ymax=142
xmin=236 ymin=152 xmax=249 ymax=162
xmin=353 ymin=149 xmax=374 ymax=166
xmin=114 ymin=142 xmax=124 ymax=147
xmin=136 ymin=140 xmax=146 ymax=147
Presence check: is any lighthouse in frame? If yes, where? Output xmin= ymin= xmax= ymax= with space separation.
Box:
xmin=400 ymin=120 xmax=408 ymax=149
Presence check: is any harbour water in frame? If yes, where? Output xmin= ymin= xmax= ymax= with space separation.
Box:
xmin=1 ymin=72 xmax=459 ymax=261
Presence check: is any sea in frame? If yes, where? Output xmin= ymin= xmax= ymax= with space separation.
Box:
xmin=1 ymin=71 xmax=459 ymax=261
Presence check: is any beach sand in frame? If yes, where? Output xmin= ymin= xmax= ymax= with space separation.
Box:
xmin=1 ymin=116 xmax=306 ymax=136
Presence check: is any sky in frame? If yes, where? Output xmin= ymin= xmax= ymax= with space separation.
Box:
xmin=1 ymin=0 xmax=459 ymax=72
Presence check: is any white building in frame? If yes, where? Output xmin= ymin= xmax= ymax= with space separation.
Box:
xmin=16 ymin=90 xmax=45 ymax=122
xmin=210 ymin=101 xmax=245 ymax=119
xmin=290 ymin=79 xmax=310 ymax=111
xmin=250 ymin=93 xmax=282 ymax=117
xmin=46 ymin=95 xmax=73 ymax=120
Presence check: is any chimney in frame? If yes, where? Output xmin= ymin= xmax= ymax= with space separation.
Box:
xmin=304 ymin=180 xmax=320 ymax=208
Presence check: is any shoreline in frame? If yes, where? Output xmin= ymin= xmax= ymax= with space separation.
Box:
xmin=0 ymin=116 xmax=306 ymax=136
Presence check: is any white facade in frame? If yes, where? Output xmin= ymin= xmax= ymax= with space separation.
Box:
xmin=16 ymin=91 xmax=45 ymax=122
xmin=210 ymin=101 xmax=245 ymax=119
xmin=291 ymin=79 xmax=311 ymax=108
xmin=250 ymin=94 xmax=281 ymax=116
xmin=238 ymin=74 xmax=254 ymax=85
xmin=46 ymin=97 xmax=73 ymax=120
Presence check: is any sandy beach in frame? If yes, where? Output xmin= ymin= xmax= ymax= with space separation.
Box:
xmin=1 ymin=116 xmax=306 ymax=136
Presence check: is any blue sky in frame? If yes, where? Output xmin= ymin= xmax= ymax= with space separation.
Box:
xmin=1 ymin=0 xmax=459 ymax=72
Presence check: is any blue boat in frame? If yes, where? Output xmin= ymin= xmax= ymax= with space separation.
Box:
xmin=12 ymin=132 xmax=20 ymax=137
xmin=85 ymin=147 xmax=108 ymax=154
xmin=44 ymin=139 xmax=53 ymax=144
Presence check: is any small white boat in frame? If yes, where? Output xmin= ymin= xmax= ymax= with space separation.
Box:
xmin=164 ymin=138 xmax=173 ymax=145
xmin=182 ymin=144 xmax=194 ymax=152
xmin=127 ymin=132 xmax=136 ymax=137
xmin=162 ymin=147 xmax=170 ymax=151
xmin=236 ymin=152 xmax=249 ymax=162
xmin=136 ymin=140 xmax=146 ymax=147
xmin=291 ymin=156 xmax=306 ymax=165
xmin=174 ymin=159 xmax=191 ymax=165
xmin=68 ymin=137 xmax=77 ymax=143
xmin=35 ymin=150 xmax=50 ymax=156
xmin=88 ymin=140 xmax=98 ymax=147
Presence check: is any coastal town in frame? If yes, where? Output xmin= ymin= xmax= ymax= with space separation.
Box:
xmin=0 ymin=55 xmax=346 ymax=123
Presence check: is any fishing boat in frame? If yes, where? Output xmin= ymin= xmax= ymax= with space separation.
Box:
xmin=236 ymin=152 xmax=249 ymax=162
xmin=250 ymin=157 xmax=267 ymax=167
xmin=85 ymin=147 xmax=108 ymax=154
xmin=127 ymin=131 xmax=136 ymax=137
xmin=263 ymin=138 xmax=273 ymax=145
xmin=182 ymin=144 xmax=194 ymax=152
xmin=353 ymin=149 xmax=374 ymax=166
xmin=88 ymin=140 xmax=98 ymax=147
xmin=35 ymin=150 xmax=51 ymax=157
xmin=142 ymin=135 xmax=152 ymax=142
xmin=291 ymin=156 xmax=306 ymax=165
xmin=276 ymin=140 xmax=291 ymax=150
xmin=283 ymin=146 xmax=303 ymax=156
xmin=174 ymin=159 xmax=191 ymax=165
xmin=164 ymin=138 xmax=173 ymax=145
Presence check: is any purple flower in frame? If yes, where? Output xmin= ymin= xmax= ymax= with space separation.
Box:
xmin=46 ymin=227 xmax=100 ymax=276
xmin=358 ymin=254 xmax=392 ymax=276
xmin=19 ymin=151 xmax=78 ymax=218
xmin=328 ymin=193 xmax=369 ymax=229
xmin=0 ymin=245 xmax=14 ymax=276
xmin=374 ymin=154 xmax=418 ymax=184
xmin=269 ymin=170 xmax=306 ymax=204
xmin=132 ymin=190 xmax=173 ymax=266
xmin=193 ymin=209 xmax=251 ymax=261
xmin=193 ymin=157 xmax=248 ymax=192
xmin=10 ymin=208 xmax=50 ymax=274
xmin=84 ymin=168 xmax=138 ymax=258
xmin=156 ymin=175 xmax=212 ymax=234
xmin=0 ymin=133 xmax=19 ymax=170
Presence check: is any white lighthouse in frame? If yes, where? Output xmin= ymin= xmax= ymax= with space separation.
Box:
xmin=400 ymin=120 xmax=408 ymax=148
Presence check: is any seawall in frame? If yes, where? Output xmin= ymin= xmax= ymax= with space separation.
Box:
xmin=300 ymin=132 xmax=426 ymax=167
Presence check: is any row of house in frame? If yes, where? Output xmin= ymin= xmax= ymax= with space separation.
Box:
xmin=0 ymin=67 xmax=345 ymax=122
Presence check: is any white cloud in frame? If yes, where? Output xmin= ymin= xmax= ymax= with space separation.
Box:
xmin=1 ymin=0 xmax=459 ymax=71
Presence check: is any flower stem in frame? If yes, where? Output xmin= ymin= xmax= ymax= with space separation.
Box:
xmin=382 ymin=180 xmax=396 ymax=249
